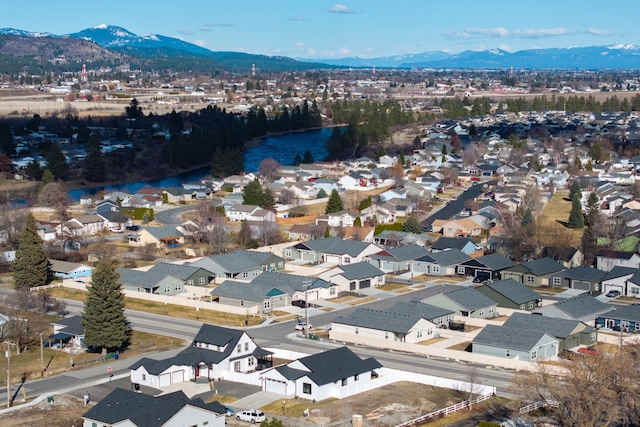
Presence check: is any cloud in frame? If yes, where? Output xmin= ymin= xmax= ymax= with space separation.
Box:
xmin=193 ymin=39 xmax=209 ymax=47
xmin=443 ymin=27 xmax=572 ymax=40
xmin=176 ymin=29 xmax=193 ymax=36
xmin=587 ymin=28 xmax=612 ymax=36
xmin=328 ymin=3 xmax=356 ymax=14
xmin=199 ymin=23 xmax=236 ymax=31
xmin=339 ymin=47 xmax=352 ymax=55
xmin=287 ymin=16 xmax=309 ymax=21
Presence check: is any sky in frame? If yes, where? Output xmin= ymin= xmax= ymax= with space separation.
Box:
xmin=2 ymin=0 xmax=639 ymax=59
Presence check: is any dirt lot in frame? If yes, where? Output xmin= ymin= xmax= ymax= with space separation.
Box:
xmin=0 ymin=382 xmax=469 ymax=427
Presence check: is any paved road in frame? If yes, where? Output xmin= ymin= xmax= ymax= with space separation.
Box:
xmin=154 ymin=203 xmax=200 ymax=225
xmin=421 ymin=183 xmax=485 ymax=228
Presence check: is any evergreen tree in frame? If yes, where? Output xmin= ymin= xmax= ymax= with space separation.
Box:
xmin=25 ymin=159 xmax=43 ymax=180
xmin=581 ymin=230 xmax=598 ymax=266
xmin=302 ymin=150 xmax=314 ymax=164
xmin=261 ymin=187 xmax=275 ymax=209
xmin=83 ymin=134 xmax=106 ymax=182
xmin=243 ymin=179 xmax=264 ymax=206
xmin=585 ymin=192 xmax=601 ymax=228
xmin=325 ymin=189 xmax=344 ymax=214
xmin=316 ymin=188 xmax=328 ymax=199
xmin=568 ymin=181 xmax=582 ymax=202
xmin=13 ymin=214 xmax=49 ymax=290
xmin=521 ymin=208 xmax=534 ymax=226
xmin=402 ymin=216 xmax=422 ymax=234
xmin=236 ymin=220 xmax=253 ymax=248
xmin=568 ymin=197 xmax=585 ymax=229
xmin=324 ymin=226 xmax=331 ymax=238
xmin=292 ymin=154 xmax=302 ymax=166
xmin=353 ymin=217 xmax=362 ymax=227
xmin=0 ymin=122 xmax=15 ymax=156
xmin=399 ymin=151 xmax=406 ymax=166
xmin=81 ymin=258 xmax=128 ymax=357
xmin=45 ymin=143 xmax=68 ymax=180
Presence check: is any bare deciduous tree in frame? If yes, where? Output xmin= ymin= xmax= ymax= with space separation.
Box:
xmin=257 ymin=220 xmax=283 ymax=247
xmin=277 ymin=188 xmax=299 ymax=206
xmin=462 ymin=142 xmax=479 ymax=166
xmin=258 ymin=158 xmax=282 ymax=183
xmin=38 ymin=181 xmax=70 ymax=221
xmin=0 ymin=206 xmax=27 ymax=247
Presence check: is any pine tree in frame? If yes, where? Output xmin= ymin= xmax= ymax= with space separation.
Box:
xmin=83 ymin=134 xmax=106 ymax=182
xmin=521 ymin=208 xmax=534 ymax=226
xmin=261 ymin=187 xmax=275 ymax=209
xmin=243 ymin=179 xmax=264 ymax=206
xmin=81 ymin=258 xmax=128 ymax=357
xmin=45 ymin=143 xmax=68 ymax=180
xmin=568 ymin=181 xmax=582 ymax=202
xmin=568 ymin=197 xmax=585 ymax=229
xmin=353 ymin=217 xmax=362 ymax=227
xmin=585 ymin=192 xmax=601 ymax=227
xmin=402 ymin=216 xmax=422 ymax=234
xmin=316 ymin=189 xmax=328 ymax=199
xmin=325 ymin=189 xmax=344 ymax=214
xmin=302 ymin=150 xmax=314 ymax=164
xmin=236 ymin=220 xmax=253 ymax=248
xmin=13 ymin=214 xmax=49 ymax=289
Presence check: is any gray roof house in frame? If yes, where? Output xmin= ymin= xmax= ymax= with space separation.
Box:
xmin=458 ymin=253 xmax=517 ymax=281
xmin=421 ymin=287 xmax=497 ymax=319
xmin=548 ymin=266 xmax=608 ymax=293
xmin=117 ymin=268 xmax=185 ymax=295
xmin=476 ymin=278 xmax=542 ymax=311
xmin=82 ymin=388 xmax=227 ymax=427
xmin=596 ymin=305 xmax=640 ymax=333
xmin=503 ymin=312 xmax=596 ymax=351
xmin=533 ymin=292 xmax=611 ymax=323
xmin=596 ymin=250 xmax=640 ymax=272
xmin=285 ymin=237 xmax=382 ymax=265
xmin=431 ymin=237 xmax=482 ymax=256
xmin=601 ymin=266 xmax=640 ymax=298
xmin=411 ymin=249 xmax=472 ymax=276
xmin=129 ymin=324 xmax=273 ymax=389
xmin=190 ymin=250 xmax=285 ymax=282
xmin=148 ymin=262 xmax=213 ymax=287
xmin=499 ymin=257 xmax=565 ymax=287
xmin=260 ymin=346 xmax=382 ymax=400
xmin=319 ymin=261 xmax=386 ymax=292
xmin=365 ymin=244 xmax=431 ymax=273
xmin=472 ymin=324 xmax=560 ymax=361
xmin=51 ymin=315 xmax=85 ymax=349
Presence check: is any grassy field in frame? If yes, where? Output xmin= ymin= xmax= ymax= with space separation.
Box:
xmin=44 ymin=287 xmax=264 ymax=327
xmin=0 ymin=330 xmax=183 ymax=386
xmin=536 ymin=191 xmax=584 ymax=247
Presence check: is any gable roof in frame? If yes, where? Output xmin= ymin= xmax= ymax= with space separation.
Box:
xmin=603 ymin=266 xmax=640 ymax=280
xmin=48 ymin=259 xmax=90 ymax=274
xmin=191 ymin=250 xmax=280 ymax=274
xmin=333 ymin=262 xmax=385 ymax=280
xmin=548 ymin=293 xmax=609 ymax=319
xmin=472 ymin=324 xmax=555 ymax=352
xmin=597 ymin=305 xmax=640 ymax=322
xmin=520 ymin=257 xmax=565 ymax=276
xmin=480 ymin=279 xmax=542 ymax=304
xmin=276 ymin=346 xmax=382 ymax=386
xmin=148 ymin=262 xmax=210 ymax=280
xmin=82 ymin=388 xmax=226 ymax=425
xmin=558 ymin=266 xmax=608 ymax=282
xmin=144 ymin=225 xmax=184 ymax=240
xmin=441 ymin=287 xmax=496 ymax=311
xmin=368 ymin=244 xmax=430 ymax=261
xmin=332 ymin=307 xmax=424 ymax=334
xmin=388 ymin=300 xmax=454 ymax=320
xmin=117 ymin=268 xmax=181 ymax=290
xmin=504 ymin=312 xmax=592 ymax=339
xmin=431 ymin=237 xmax=476 ymax=251
xmin=416 ymin=248 xmax=472 ymax=265
xmin=462 ymin=253 xmax=516 ymax=270
xmin=52 ymin=315 xmax=84 ymax=336
xmin=292 ymin=237 xmax=378 ymax=257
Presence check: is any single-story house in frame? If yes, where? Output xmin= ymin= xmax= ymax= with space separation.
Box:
xmin=422 ymin=287 xmax=497 ymax=319
xmin=147 ymin=262 xmax=213 ymax=287
xmin=189 ymin=250 xmax=285 ymax=282
xmin=458 ymin=253 xmax=517 ymax=281
xmin=81 ymin=388 xmax=227 ymax=427
xmin=431 ymin=237 xmax=482 ymax=256
xmin=51 ymin=315 xmax=85 ymax=350
xmin=499 ymin=257 xmax=565 ymax=287
xmin=533 ymin=292 xmax=611 ymax=323
xmin=596 ymin=305 xmax=640 ymax=333
xmin=472 ymin=324 xmax=560 ymax=361
xmin=547 ymin=266 xmax=608 ymax=293
xmin=503 ymin=312 xmax=596 ymax=351
xmin=260 ymin=346 xmax=382 ymax=400
xmin=284 ymin=237 xmax=382 ymax=265
xmin=540 ymin=246 xmax=583 ymax=269
xmin=373 ymin=230 xmax=428 ymax=247
xmin=475 ymin=278 xmax=542 ymax=311
xmin=319 ymin=261 xmax=385 ymax=292
xmin=118 ymin=268 xmax=185 ymax=295
xmin=410 ymin=249 xmax=472 ymax=276
xmin=365 ymin=244 xmax=431 ymax=273
xmin=601 ymin=266 xmax=640 ymax=298
xmin=134 ymin=226 xmax=184 ymax=249
xmin=48 ymin=260 xmax=92 ymax=280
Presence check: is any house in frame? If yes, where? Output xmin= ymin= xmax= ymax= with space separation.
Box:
xmin=422 ymin=287 xmax=497 ymax=319
xmin=472 ymin=324 xmax=559 ymax=361
xmin=601 ymin=266 xmax=640 ymax=298
xmin=373 ymin=230 xmax=428 ymax=247
xmin=190 ymin=250 xmax=285 ymax=282
xmin=410 ymin=249 xmax=472 ymax=276
xmin=48 ymin=260 xmax=92 ymax=280
xmin=596 ymin=305 xmax=640 ymax=333
xmin=129 ymin=324 xmax=273 ymax=388
xmin=36 ymin=222 xmax=58 ymax=242
xmin=148 ymin=262 xmax=213 ymax=287
xmin=287 ymin=223 xmax=328 ymax=241
xmin=134 ymin=226 xmax=184 ymax=249
xmin=503 ymin=312 xmax=596 ymax=351
xmin=260 ymin=346 xmax=382 ymax=400
xmin=533 ymin=292 xmax=610 ymax=323
xmin=540 ymin=246 xmax=583 ymax=269
xmin=499 ymin=257 xmax=565 ymax=287
xmin=51 ymin=315 xmax=85 ymax=350
xmin=595 ymin=250 xmax=640 ymax=272
xmin=319 ymin=261 xmax=386 ymax=292
xmin=210 ymin=272 xmax=336 ymax=314
xmin=476 ymin=279 xmax=542 ymax=311
xmin=316 ymin=210 xmax=364 ymax=228
xmin=330 ymin=302 xmax=453 ymax=344
xmin=284 ymin=237 xmax=382 ymax=265
xmin=82 ymin=388 xmax=227 ymax=427
xmin=458 ymin=253 xmax=517 ymax=281
xmin=431 ymin=237 xmax=482 ymax=256
xmin=548 ymin=266 xmax=608 ymax=293
xmin=60 ymin=215 xmax=105 ymax=236
xmin=431 ymin=217 xmax=485 ymax=238
xmin=227 ymin=204 xmax=276 ymax=222
xmin=366 ymin=244 xmax=431 ymax=273
xmin=118 ymin=268 xmax=185 ymax=295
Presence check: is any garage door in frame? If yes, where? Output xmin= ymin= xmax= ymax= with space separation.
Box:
xmin=159 ymin=373 xmax=171 ymax=387
xmin=574 ymin=281 xmax=591 ymax=291
xmin=265 ymin=378 xmax=288 ymax=395
xmin=359 ymin=279 xmax=371 ymax=289
xmin=172 ymin=370 xmax=184 ymax=384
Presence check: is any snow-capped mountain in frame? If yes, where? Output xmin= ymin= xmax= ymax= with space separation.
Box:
xmin=0 ymin=28 xmax=56 ymax=38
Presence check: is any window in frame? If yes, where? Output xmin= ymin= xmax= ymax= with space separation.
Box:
xmin=199 ymin=277 xmax=206 ymax=285
xmin=248 ymin=357 xmax=254 ymax=366
xmin=355 ymin=327 xmax=359 ymax=335
xmin=417 ymin=330 xmax=423 ymax=338
xmin=531 ymin=350 xmax=537 ymax=360
xmin=520 ymin=304 xmax=525 ymax=310
xmin=176 ymin=283 xmax=182 ymax=291
xmin=164 ymin=286 xmax=171 ymax=293
xmin=187 ymin=279 xmax=194 ymax=286
xmin=457 ymin=266 xmax=465 ymax=274
xmin=552 ymin=277 xmax=561 ymax=286
xmin=506 ymin=349 xmax=510 ymax=357
xmin=345 ymin=257 xmax=351 ymax=264
xmin=479 ymin=309 xmax=485 ymax=317
xmin=284 ymin=249 xmax=292 ymax=258
xmin=385 ymin=332 xmax=388 ymax=339
xmin=264 ymin=301 xmax=271 ymax=310
xmin=526 ymin=276 xmax=534 ymax=283
xmin=262 ymin=265 xmax=267 ymax=271
xmin=354 ymin=374 xmax=359 ymax=381
xmin=341 ymin=378 xmax=347 ymax=386
xmin=431 ymin=266 xmax=440 ymax=273
xmin=142 ymin=374 xmax=146 ymax=381
xmin=631 ymin=288 xmax=639 ymax=295
xmin=245 ymin=342 xmax=249 ymax=351
xmin=528 ymin=301 xmax=534 ymax=309
xmin=242 ymin=272 xmax=249 ymax=278
xmin=278 ymin=262 xmax=284 ymax=268
xmin=330 ymin=287 xmax=336 ymax=295
xmin=350 ymin=281 xmax=356 ymax=291
xmin=237 ymin=344 xmax=241 ymax=353
xmin=303 ymin=383 xmax=312 ymax=394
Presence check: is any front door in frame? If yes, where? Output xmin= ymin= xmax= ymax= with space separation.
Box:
xmin=195 ymin=366 xmax=200 ymax=378
xmin=234 ymin=361 xmax=241 ymax=372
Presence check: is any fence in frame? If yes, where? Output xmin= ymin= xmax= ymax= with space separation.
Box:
xmin=394 ymin=393 xmax=494 ymax=427
xmin=30 ymin=283 xmax=63 ymax=292
xmin=519 ymin=400 xmax=559 ymax=414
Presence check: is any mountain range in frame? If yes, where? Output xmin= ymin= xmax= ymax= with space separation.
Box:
xmin=1 ymin=25 xmax=639 ymax=70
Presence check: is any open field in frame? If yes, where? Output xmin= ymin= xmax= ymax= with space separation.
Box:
xmin=536 ymin=191 xmax=584 ymax=247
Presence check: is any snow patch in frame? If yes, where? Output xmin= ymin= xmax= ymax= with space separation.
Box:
xmin=94 ymin=24 xmax=109 ymax=29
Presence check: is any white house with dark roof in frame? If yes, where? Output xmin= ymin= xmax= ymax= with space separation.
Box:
xmin=411 ymin=249 xmax=472 ymax=276
xmin=260 ymin=346 xmax=382 ymax=400
xmin=422 ymin=287 xmax=497 ymax=319
xmin=533 ymin=292 xmax=610 ymax=323
xmin=595 ymin=250 xmax=640 ymax=272
xmin=284 ymin=237 xmax=382 ymax=265
xmin=472 ymin=324 xmax=560 ymax=361
xmin=227 ymin=204 xmax=276 ymax=222
xmin=366 ymin=244 xmax=431 ymax=273
xmin=129 ymin=324 xmax=273 ymax=388
xmin=319 ymin=261 xmax=385 ymax=292
xmin=601 ymin=266 xmax=640 ymax=298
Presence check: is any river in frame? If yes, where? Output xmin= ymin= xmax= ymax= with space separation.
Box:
xmin=68 ymin=128 xmax=333 ymax=200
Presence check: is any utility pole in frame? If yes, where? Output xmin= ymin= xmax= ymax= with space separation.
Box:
xmin=303 ymin=278 xmax=312 ymax=338
xmin=40 ymin=333 xmax=44 ymax=377
xmin=5 ymin=342 xmax=13 ymax=408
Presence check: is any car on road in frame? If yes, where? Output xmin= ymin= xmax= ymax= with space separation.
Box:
xmin=450 ymin=196 xmax=458 ymax=202
xmin=421 ymin=225 xmax=433 ymax=232
xmin=295 ymin=322 xmax=312 ymax=331
xmin=292 ymin=300 xmax=309 ymax=308
xmin=606 ymin=290 xmax=621 ymax=297
xmin=236 ymin=409 xmax=265 ymax=423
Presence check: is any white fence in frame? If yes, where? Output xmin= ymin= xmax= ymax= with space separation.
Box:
xmin=395 ymin=393 xmax=494 ymax=427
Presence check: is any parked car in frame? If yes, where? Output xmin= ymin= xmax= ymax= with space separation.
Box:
xmin=126 ymin=225 xmax=141 ymax=231
xmin=422 ymin=225 xmax=433 ymax=232
xmin=222 ymin=405 xmax=235 ymax=417
xmin=606 ymin=290 xmax=621 ymax=297
xmin=292 ymin=300 xmax=309 ymax=308
xmin=236 ymin=409 xmax=265 ymax=423
xmin=450 ymin=196 xmax=458 ymax=202
xmin=109 ymin=227 xmax=123 ymax=233
xmin=295 ymin=322 xmax=312 ymax=331
xmin=577 ymin=346 xmax=600 ymax=356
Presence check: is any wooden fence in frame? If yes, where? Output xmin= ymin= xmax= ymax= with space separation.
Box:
xmin=394 ymin=393 xmax=494 ymax=427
